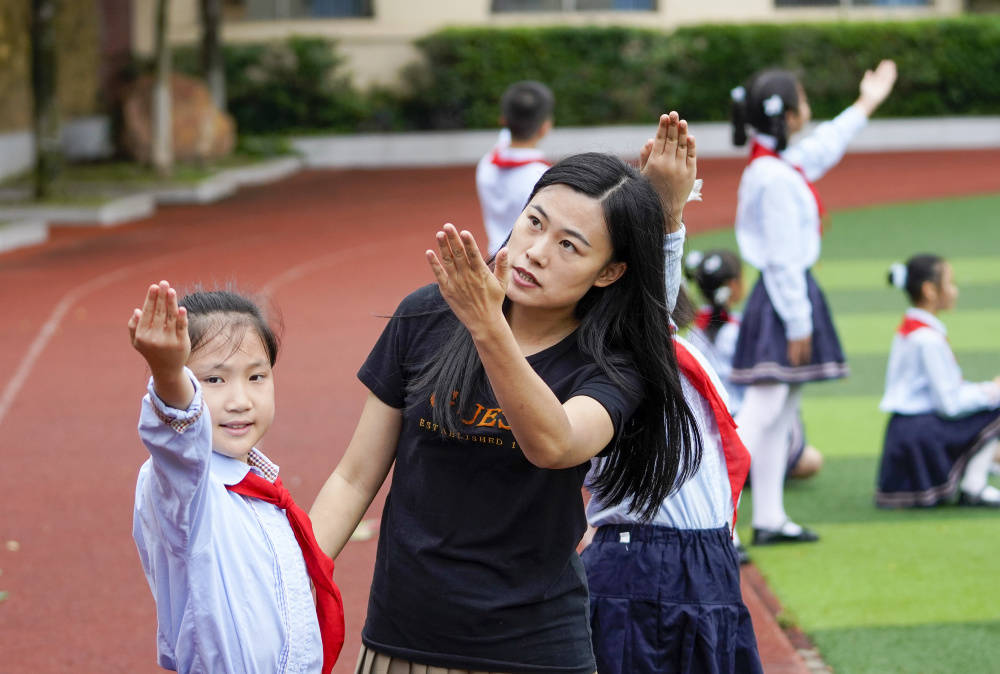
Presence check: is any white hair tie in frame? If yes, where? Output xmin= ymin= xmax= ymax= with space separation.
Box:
xmin=685 ymin=250 xmax=704 ymax=272
xmin=889 ymin=262 xmax=908 ymax=289
xmin=763 ymin=94 xmax=785 ymax=117
xmin=713 ymin=285 xmax=732 ymax=306
xmin=730 ymin=86 xmax=746 ymax=104
xmin=704 ymin=254 xmax=723 ymax=274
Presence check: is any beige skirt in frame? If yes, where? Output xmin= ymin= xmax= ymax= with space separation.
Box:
xmin=353 ymin=644 xmax=510 ymax=674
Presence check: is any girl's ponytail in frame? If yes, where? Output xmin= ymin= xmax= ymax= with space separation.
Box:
xmin=731 ymin=85 xmax=749 ymax=147
xmin=762 ymin=93 xmax=790 ymax=151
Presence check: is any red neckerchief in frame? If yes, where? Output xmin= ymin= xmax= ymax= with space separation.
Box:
xmin=694 ymin=307 xmax=732 ymax=332
xmin=674 ymin=340 xmax=750 ymax=533
xmin=749 ymin=140 xmax=828 ymax=234
xmin=897 ymin=316 xmax=933 ymax=337
xmin=227 ymin=473 xmax=345 ymax=673
xmin=489 ymin=148 xmax=551 ymax=169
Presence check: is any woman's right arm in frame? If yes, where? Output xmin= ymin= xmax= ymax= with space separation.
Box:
xmin=310 ymin=391 xmax=401 ymax=559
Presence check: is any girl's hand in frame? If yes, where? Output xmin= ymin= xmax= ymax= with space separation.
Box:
xmin=787 ymin=335 xmax=813 ymax=367
xmin=857 ymin=60 xmax=898 ymax=116
xmin=639 ymin=111 xmax=697 ymax=233
xmin=427 ymin=224 xmax=510 ymax=339
xmin=128 ymin=281 xmax=193 ymax=407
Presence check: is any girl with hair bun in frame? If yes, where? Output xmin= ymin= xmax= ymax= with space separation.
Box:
xmin=877 ymin=255 xmax=1000 ymax=508
xmin=729 ymin=60 xmax=897 ymax=545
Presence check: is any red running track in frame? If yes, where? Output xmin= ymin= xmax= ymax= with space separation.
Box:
xmin=1 ymin=149 xmax=998 ymax=673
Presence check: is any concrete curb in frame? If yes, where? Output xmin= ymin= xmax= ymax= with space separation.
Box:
xmin=292 ymin=116 xmax=1000 ymax=168
xmin=0 ymin=193 xmax=157 ymax=227
xmin=0 ymin=219 xmax=49 ymax=254
xmin=0 ymin=157 xmax=304 ymax=235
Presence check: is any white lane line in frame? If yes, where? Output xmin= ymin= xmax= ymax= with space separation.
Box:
xmin=0 ymin=253 xmax=187 ymax=429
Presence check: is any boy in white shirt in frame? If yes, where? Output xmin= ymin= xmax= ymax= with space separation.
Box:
xmin=475 ymin=81 xmax=554 ymax=255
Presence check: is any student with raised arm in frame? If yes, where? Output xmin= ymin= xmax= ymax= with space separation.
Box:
xmin=311 ymin=115 xmax=703 ymax=673
xmin=130 ymin=283 xmax=344 ymax=674
xmin=729 ymin=60 xmax=898 ymax=545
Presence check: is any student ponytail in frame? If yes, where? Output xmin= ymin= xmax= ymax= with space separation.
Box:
xmin=738 ymin=69 xmax=800 ymax=152
xmin=889 ymin=254 xmax=944 ymax=304
xmin=731 ymin=85 xmax=749 ymax=147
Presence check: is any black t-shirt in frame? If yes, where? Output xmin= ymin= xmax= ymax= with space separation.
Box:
xmin=357 ymin=284 xmax=642 ymax=673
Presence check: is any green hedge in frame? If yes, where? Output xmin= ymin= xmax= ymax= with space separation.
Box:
xmin=169 ymin=17 xmax=1000 ymax=134
xmin=404 ymin=18 xmax=1000 ymax=129
xmin=171 ymin=37 xmax=369 ymax=134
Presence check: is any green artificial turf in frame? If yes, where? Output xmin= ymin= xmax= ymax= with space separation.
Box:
xmin=689 ymin=191 xmax=1000 ymax=674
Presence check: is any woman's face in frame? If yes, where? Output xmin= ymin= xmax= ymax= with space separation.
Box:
xmin=504 ymin=184 xmax=626 ymax=313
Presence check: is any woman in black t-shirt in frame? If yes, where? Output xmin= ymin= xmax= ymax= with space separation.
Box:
xmin=311 ymin=114 xmax=704 ymax=674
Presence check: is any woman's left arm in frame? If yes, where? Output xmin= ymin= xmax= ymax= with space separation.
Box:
xmin=427 ymin=224 xmax=618 ymax=469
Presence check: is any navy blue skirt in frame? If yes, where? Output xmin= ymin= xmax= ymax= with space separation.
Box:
xmin=731 ymin=272 xmax=848 ymax=385
xmin=876 ymin=409 xmax=1000 ymax=507
xmin=582 ymin=525 xmax=762 ymax=674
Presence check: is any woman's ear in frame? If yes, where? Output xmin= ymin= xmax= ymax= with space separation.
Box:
xmin=594 ymin=261 xmax=627 ymax=288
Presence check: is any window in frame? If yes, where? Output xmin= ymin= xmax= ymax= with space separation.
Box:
xmin=491 ymin=0 xmax=656 ymax=12
xmin=226 ymin=0 xmax=374 ymax=20
xmin=775 ymin=0 xmax=929 ymax=6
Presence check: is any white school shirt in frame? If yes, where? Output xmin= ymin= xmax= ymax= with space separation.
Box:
xmin=687 ymin=312 xmax=745 ymax=414
xmin=587 ymin=226 xmax=734 ymax=530
xmin=735 ymin=104 xmax=868 ymax=339
xmin=132 ymin=370 xmax=322 ymax=674
xmin=475 ymin=128 xmax=550 ymax=254
xmin=879 ymin=307 xmax=1000 ymax=418
xmin=587 ymin=334 xmax=735 ymax=530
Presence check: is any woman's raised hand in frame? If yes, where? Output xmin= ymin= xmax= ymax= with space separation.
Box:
xmin=639 ymin=111 xmax=698 ymax=232
xmin=128 ymin=280 xmax=191 ymax=379
xmin=857 ymin=59 xmax=898 ymax=116
xmin=427 ymin=224 xmax=510 ymax=337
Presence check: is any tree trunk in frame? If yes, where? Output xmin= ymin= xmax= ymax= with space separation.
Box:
xmin=31 ymin=0 xmax=60 ymax=200
xmin=200 ymin=0 xmax=225 ymax=111
xmin=152 ymin=0 xmax=173 ymax=176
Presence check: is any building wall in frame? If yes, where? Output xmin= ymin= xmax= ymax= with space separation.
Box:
xmin=0 ymin=0 xmax=102 ymax=133
xmin=131 ymin=0 xmax=963 ymax=89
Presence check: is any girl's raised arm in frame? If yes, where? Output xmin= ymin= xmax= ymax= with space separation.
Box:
xmin=128 ymin=280 xmax=195 ymax=410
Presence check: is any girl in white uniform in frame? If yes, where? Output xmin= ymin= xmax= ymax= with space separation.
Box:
xmin=583 ymin=120 xmax=761 ymax=674
xmin=877 ymin=254 xmax=1000 ymax=508
xmin=729 ymin=60 xmax=897 ymax=544
xmin=685 ymin=249 xmax=822 ymax=484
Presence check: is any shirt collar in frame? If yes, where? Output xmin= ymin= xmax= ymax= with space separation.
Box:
xmin=905 ymin=307 xmax=947 ymax=336
xmin=752 ymin=133 xmax=778 ymax=151
xmin=211 ymin=448 xmax=280 ymax=486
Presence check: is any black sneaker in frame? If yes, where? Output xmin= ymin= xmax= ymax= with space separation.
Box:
xmin=752 ymin=524 xmax=820 ymax=545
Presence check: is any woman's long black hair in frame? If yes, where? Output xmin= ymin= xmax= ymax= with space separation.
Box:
xmin=409 ymin=152 xmax=702 ymax=521
xmin=732 ymin=69 xmax=801 ymax=151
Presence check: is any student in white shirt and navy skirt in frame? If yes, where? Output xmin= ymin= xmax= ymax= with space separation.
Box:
xmin=877 ymin=255 xmax=1000 ymax=508
xmin=729 ymin=60 xmax=897 ymax=545
xmin=582 ymin=123 xmax=762 ymax=673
